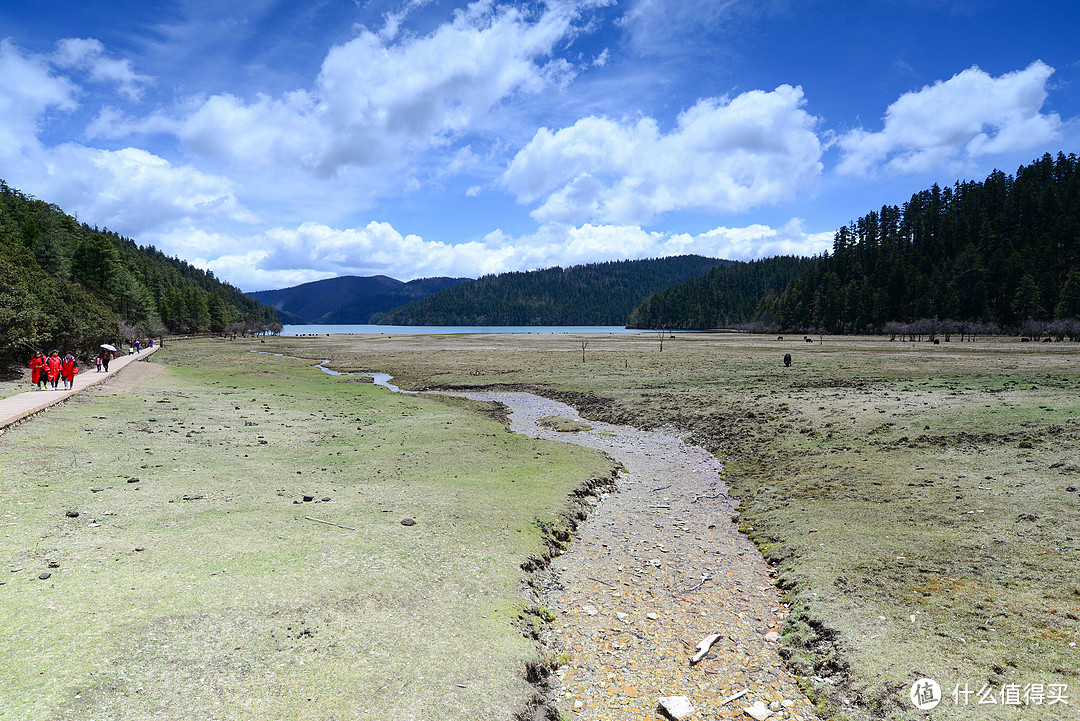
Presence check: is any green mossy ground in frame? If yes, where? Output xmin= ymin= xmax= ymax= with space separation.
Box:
xmin=0 ymin=340 xmax=613 ymax=720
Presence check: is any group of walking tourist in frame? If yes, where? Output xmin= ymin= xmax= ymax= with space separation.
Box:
xmin=25 ymin=339 xmax=156 ymax=392
xmin=27 ymin=350 xmax=82 ymax=391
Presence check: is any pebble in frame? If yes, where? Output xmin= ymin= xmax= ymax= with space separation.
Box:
xmin=743 ymin=701 xmax=772 ymax=720
xmin=658 ymin=696 xmax=694 ymax=720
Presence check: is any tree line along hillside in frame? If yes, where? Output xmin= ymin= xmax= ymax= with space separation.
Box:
xmin=379 ymin=255 xmax=730 ymax=326
xmin=630 ymin=153 xmax=1080 ymax=334
xmin=0 ymin=180 xmax=278 ymax=372
xmin=626 ymin=256 xmax=814 ymax=330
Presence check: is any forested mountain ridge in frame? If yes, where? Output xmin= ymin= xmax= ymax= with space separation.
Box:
xmin=380 ymin=255 xmax=730 ymax=325
xmin=249 ymin=275 xmax=470 ymax=324
xmin=626 ymin=256 xmax=814 ymax=330
xmin=630 ymin=153 xmax=1080 ymax=333
xmin=0 ymin=180 xmax=278 ymax=371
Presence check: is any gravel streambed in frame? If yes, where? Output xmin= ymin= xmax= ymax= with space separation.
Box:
xmin=426 ymin=386 xmax=818 ymax=721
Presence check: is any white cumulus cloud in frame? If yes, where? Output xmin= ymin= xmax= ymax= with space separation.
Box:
xmin=35 ymin=145 xmax=258 ymax=232
xmin=153 ymin=0 xmax=592 ymax=178
xmin=837 ymin=61 xmax=1063 ymax=176
xmin=204 ymin=216 xmax=833 ymax=292
xmin=502 ymin=85 xmax=823 ymax=225
xmin=51 ymin=38 xmax=152 ymax=101
xmin=0 ymin=40 xmax=79 ymax=149
xmin=0 ymin=41 xmax=255 ymax=238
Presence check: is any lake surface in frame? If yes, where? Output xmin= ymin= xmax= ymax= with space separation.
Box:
xmin=281 ymin=324 xmax=647 ymax=335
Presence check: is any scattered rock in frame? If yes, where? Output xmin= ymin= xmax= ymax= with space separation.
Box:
xmin=646 ymin=612 xmax=659 ymax=620
xmin=581 ymin=605 xmax=598 ymax=616
xmin=764 ymin=631 xmax=781 ymax=642
xmin=302 ymin=495 xmax=314 ymax=502
xmin=658 ymin=695 xmax=695 ymax=720
xmin=182 ymin=495 xmax=205 ymax=501
xmin=135 ymin=547 xmax=145 ymax=552
xmin=743 ymin=700 xmax=772 ymax=720
xmin=127 ymin=477 xmax=139 ymax=484
xmin=769 ymin=700 xmax=782 ymax=711
xmin=38 ymin=572 xmax=52 ymax=580
xmin=400 ymin=518 xmax=416 ymax=526
xmin=47 ymin=560 xmax=60 ymax=568
xmin=1067 ymin=486 xmax=1078 ymax=493
xmin=321 ymin=497 xmax=331 ymax=502
xmin=65 ymin=510 xmax=79 ymax=518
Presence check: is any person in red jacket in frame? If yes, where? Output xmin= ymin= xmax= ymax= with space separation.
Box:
xmin=61 ymin=353 xmax=79 ymax=390
xmin=28 ymin=352 xmax=46 ymax=390
xmin=45 ymin=350 xmax=62 ymax=390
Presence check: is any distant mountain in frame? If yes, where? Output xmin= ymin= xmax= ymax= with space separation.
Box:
xmin=379 ymin=255 xmax=730 ymax=326
xmin=249 ymin=275 xmax=470 ymax=324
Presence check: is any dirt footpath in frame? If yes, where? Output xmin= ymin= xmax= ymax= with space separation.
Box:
xmin=448 ymin=389 xmax=817 ymax=720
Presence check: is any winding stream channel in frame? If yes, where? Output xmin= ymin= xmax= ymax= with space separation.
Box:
xmin=363 ymin=370 xmax=817 ymax=720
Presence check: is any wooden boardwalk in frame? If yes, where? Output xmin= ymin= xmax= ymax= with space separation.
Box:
xmin=0 ymin=346 xmax=160 ymax=433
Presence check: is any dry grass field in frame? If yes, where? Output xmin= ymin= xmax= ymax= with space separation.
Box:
xmin=0 ymin=341 xmax=614 ymax=721
xmin=253 ymin=331 xmax=1080 ymax=719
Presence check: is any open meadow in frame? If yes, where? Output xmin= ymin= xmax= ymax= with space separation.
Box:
xmin=255 ymin=331 xmax=1080 ymax=720
xmin=0 ymin=341 xmax=614 ymax=721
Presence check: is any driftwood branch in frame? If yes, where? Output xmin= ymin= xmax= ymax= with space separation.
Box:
xmin=691 ymin=493 xmax=725 ymax=504
xmin=720 ymin=688 xmax=749 ymax=705
xmin=682 ymin=574 xmax=711 ymax=594
xmin=304 ymin=516 xmax=356 ymax=531
xmin=690 ymin=633 xmax=722 ymax=664
xmin=650 ymin=484 xmax=672 ymax=492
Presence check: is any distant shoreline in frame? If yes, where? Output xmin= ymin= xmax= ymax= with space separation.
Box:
xmin=281 ymin=323 xmax=647 ymax=335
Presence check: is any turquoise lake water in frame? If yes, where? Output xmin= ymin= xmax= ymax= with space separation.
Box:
xmin=281 ymin=324 xmax=648 ymax=335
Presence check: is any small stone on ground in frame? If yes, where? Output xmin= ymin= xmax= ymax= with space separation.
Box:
xmin=658 ymin=695 xmax=695 ymax=720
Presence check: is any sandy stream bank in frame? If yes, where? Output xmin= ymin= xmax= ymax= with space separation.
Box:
xmin=378 ymin=375 xmax=817 ymax=720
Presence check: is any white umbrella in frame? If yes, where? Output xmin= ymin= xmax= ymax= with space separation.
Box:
xmin=100 ymin=344 xmax=117 ymax=352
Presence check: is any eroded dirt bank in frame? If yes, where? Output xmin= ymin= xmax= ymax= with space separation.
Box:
xmin=443 ymin=388 xmax=817 ymax=720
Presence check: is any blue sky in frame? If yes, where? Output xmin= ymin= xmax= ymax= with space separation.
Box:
xmin=1 ymin=0 xmax=1077 ymax=291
